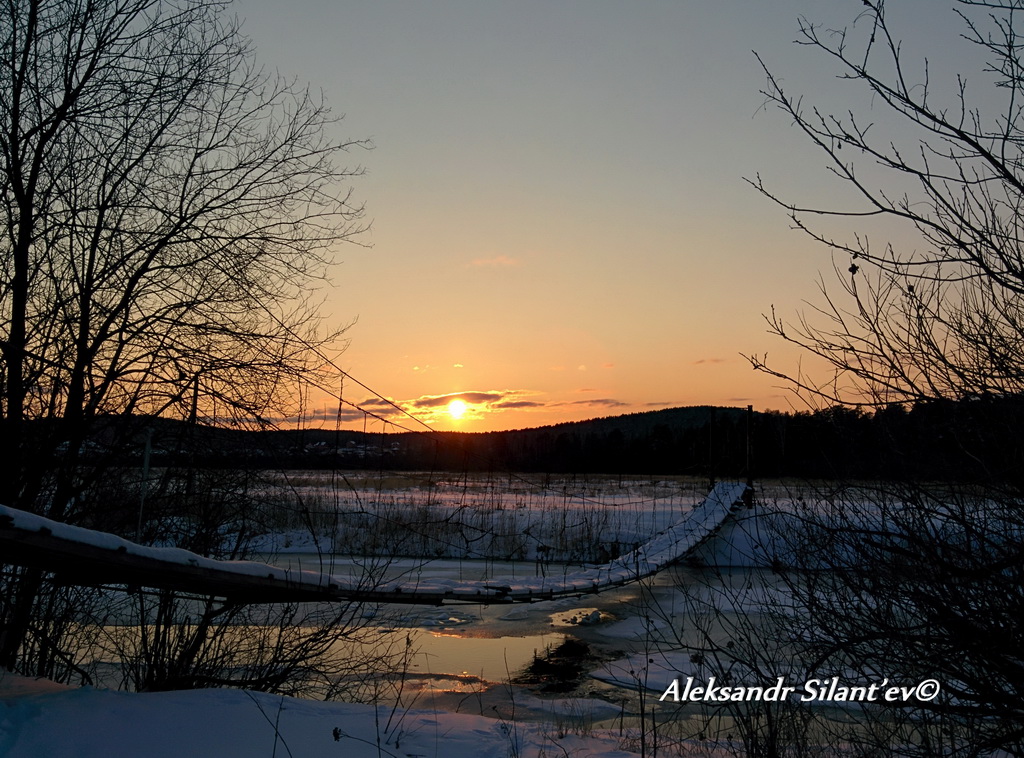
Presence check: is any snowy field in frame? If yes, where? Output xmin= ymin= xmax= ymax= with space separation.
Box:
xmin=250 ymin=472 xmax=716 ymax=563
xmin=0 ymin=673 xmax=645 ymax=758
xmin=0 ymin=564 xmax=795 ymax=757
xmin=0 ymin=566 xmax=767 ymax=758
xmin=1 ymin=475 xmax=946 ymax=757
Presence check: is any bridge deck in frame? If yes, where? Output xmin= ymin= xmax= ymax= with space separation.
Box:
xmin=0 ymin=481 xmax=748 ymax=605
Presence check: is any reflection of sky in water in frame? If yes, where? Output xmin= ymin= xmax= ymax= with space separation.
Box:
xmin=261 ymin=555 xmax=751 ymax=690
xmin=406 ymin=630 xmax=565 ymax=683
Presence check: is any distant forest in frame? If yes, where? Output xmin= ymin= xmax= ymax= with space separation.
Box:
xmin=75 ymin=398 xmax=1024 ymax=485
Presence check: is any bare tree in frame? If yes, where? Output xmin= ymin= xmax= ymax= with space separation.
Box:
xmin=646 ymin=484 xmax=1023 ymax=756
xmin=745 ymin=1 xmax=1024 ymax=754
xmin=777 ymin=484 xmax=1024 ymax=755
xmin=0 ymin=0 xmax=365 ymax=517
xmin=0 ymin=0 xmax=365 ymax=674
xmin=749 ymin=0 xmax=1024 ymax=408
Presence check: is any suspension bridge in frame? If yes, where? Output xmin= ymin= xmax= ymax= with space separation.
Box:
xmin=0 ymin=480 xmax=748 ymax=605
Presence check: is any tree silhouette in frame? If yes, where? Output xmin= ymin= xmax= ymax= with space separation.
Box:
xmin=0 ymin=0 xmax=366 ymax=518
xmin=0 ymin=0 xmax=366 ymax=676
xmin=748 ymin=2 xmax=1024 ymax=752
xmin=750 ymin=0 xmax=1024 ymax=410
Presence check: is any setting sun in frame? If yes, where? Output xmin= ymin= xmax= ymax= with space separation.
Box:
xmin=447 ymin=398 xmax=468 ymax=420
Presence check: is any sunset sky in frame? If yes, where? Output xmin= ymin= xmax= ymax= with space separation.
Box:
xmin=235 ymin=1 xmax=974 ymax=432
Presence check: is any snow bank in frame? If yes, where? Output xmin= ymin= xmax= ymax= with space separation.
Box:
xmin=0 ymin=674 xmax=641 ymax=758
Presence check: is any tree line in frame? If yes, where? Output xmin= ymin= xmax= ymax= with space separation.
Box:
xmin=67 ymin=396 xmax=1024 ymax=486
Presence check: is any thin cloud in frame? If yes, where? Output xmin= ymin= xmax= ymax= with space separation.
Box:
xmin=556 ymin=398 xmax=629 ymax=409
xmin=358 ymin=397 xmax=399 ymax=410
xmin=494 ymin=400 xmax=546 ymax=409
xmin=391 ymin=389 xmax=544 ymax=423
xmin=409 ymin=391 xmax=508 ymax=409
xmin=693 ymin=358 xmax=729 ymax=365
xmin=347 ymin=389 xmax=641 ymax=426
xmin=265 ymin=407 xmax=369 ymax=424
xmin=274 ymin=389 xmax=645 ymax=429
